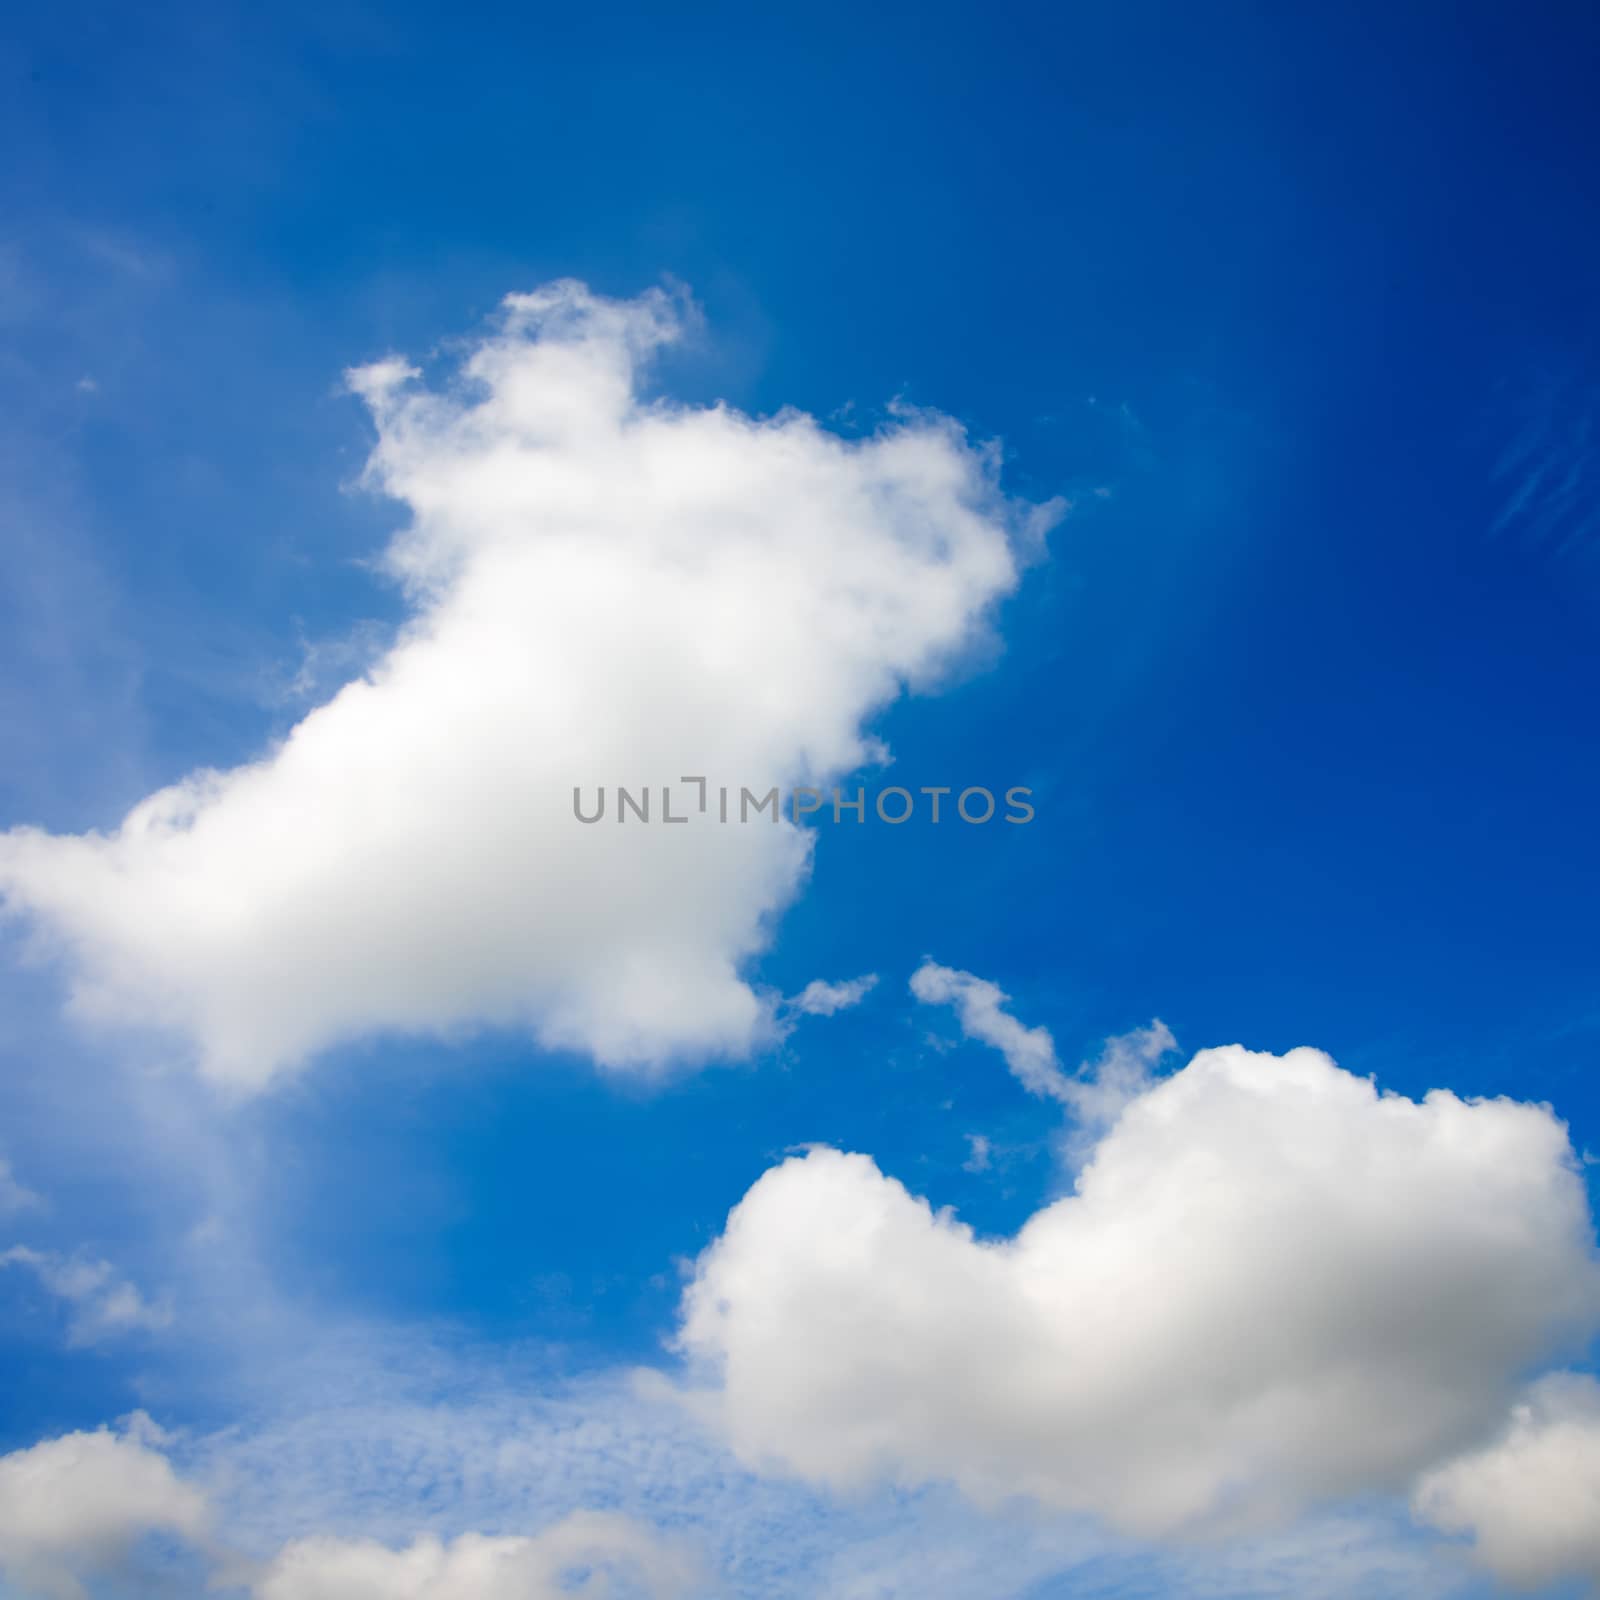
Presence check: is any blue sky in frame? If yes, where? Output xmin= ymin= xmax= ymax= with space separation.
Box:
xmin=1 ymin=3 xmax=1599 ymax=1597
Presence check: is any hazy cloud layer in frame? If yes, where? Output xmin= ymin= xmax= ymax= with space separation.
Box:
xmin=0 ymin=1414 xmax=695 ymax=1600
xmin=0 ymin=1351 xmax=1474 ymax=1600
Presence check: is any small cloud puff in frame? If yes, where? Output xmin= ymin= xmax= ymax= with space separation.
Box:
xmin=787 ymin=975 xmax=879 ymax=1018
xmin=961 ymin=1133 xmax=992 ymax=1173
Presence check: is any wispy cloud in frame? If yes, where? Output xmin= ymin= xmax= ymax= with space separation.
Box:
xmin=0 ymin=1245 xmax=173 ymax=1345
xmin=910 ymin=961 xmax=1064 ymax=1099
xmin=1487 ymin=365 xmax=1600 ymax=559
xmin=785 ymin=974 xmax=879 ymax=1018
xmin=909 ymin=960 xmax=1175 ymax=1129
xmin=0 ymin=1156 xmax=42 ymax=1217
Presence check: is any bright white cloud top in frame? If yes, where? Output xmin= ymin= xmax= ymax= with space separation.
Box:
xmin=677 ymin=1040 xmax=1600 ymax=1539
xmin=0 ymin=282 xmax=1055 ymax=1089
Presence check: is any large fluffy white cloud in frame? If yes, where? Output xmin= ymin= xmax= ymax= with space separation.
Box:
xmin=1413 ymin=1371 xmax=1600 ymax=1590
xmin=0 ymin=1415 xmax=208 ymax=1599
xmin=676 ymin=1041 xmax=1600 ymax=1540
xmin=250 ymin=1514 xmax=699 ymax=1600
xmin=0 ymin=282 xmax=1053 ymax=1088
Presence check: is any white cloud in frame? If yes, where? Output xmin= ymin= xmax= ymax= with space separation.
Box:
xmin=787 ymin=974 xmax=878 ymax=1017
xmin=1058 ymin=1019 xmax=1177 ymax=1133
xmin=676 ymin=1043 xmax=1600 ymax=1539
xmin=0 ymin=1414 xmax=208 ymax=1600
xmin=961 ymin=1133 xmax=991 ymax=1173
xmin=0 ymin=281 xmax=1055 ymax=1090
xmin=0 ymin=1155 xmax=42 ymax=1215
xmin=1413 ymin=1371 xmax=1600 ymax=1589
xmin=910 ymin=962 xmax=1065 ymax=1099
xmin=179 ymin=1328 xmax=1467 ymax=1600
xmin=909 ymin=960 xmax=1174 ymax=1124
xmin=250 ymin=1514 xmax=700 ymax=1600
xmin=0 ymin=1245 xmax=173 ymax=1344
xmin=0 ymin=1405 xmax=695 ymax=1600
xmin=0 ymin=1363 xmax=1468 ymax=1600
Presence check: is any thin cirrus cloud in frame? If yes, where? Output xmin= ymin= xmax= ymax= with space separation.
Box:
xmin=1486 ymin=363 xmax=1600 ymax=559
xmin=675 ymin=1015 xmax=1600 ymax=1542
xmin=0 ymin=281 xmax=1059 ymax=1091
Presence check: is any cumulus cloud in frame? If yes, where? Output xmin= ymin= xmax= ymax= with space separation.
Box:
xmin=0 ymin=282 xmax=1055 ymax=1089
xmin=0 ymin=1245 xmax=173 ymax=1344
xmin=910 ymin=960 xmax=1174 ymax=1125
xmin=787 ymin=974 xmax=878 ymax=1017
xmin=677 ymin=1043 xmax=1600 ymax=1539
xmin=0 ymin=1415 xmax=208 ymax=1599
xmin=1413 ymin=1371 xmax=1600 ymax=1589
xmin=250 ymin=1514 xmax=699 ymax=1600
